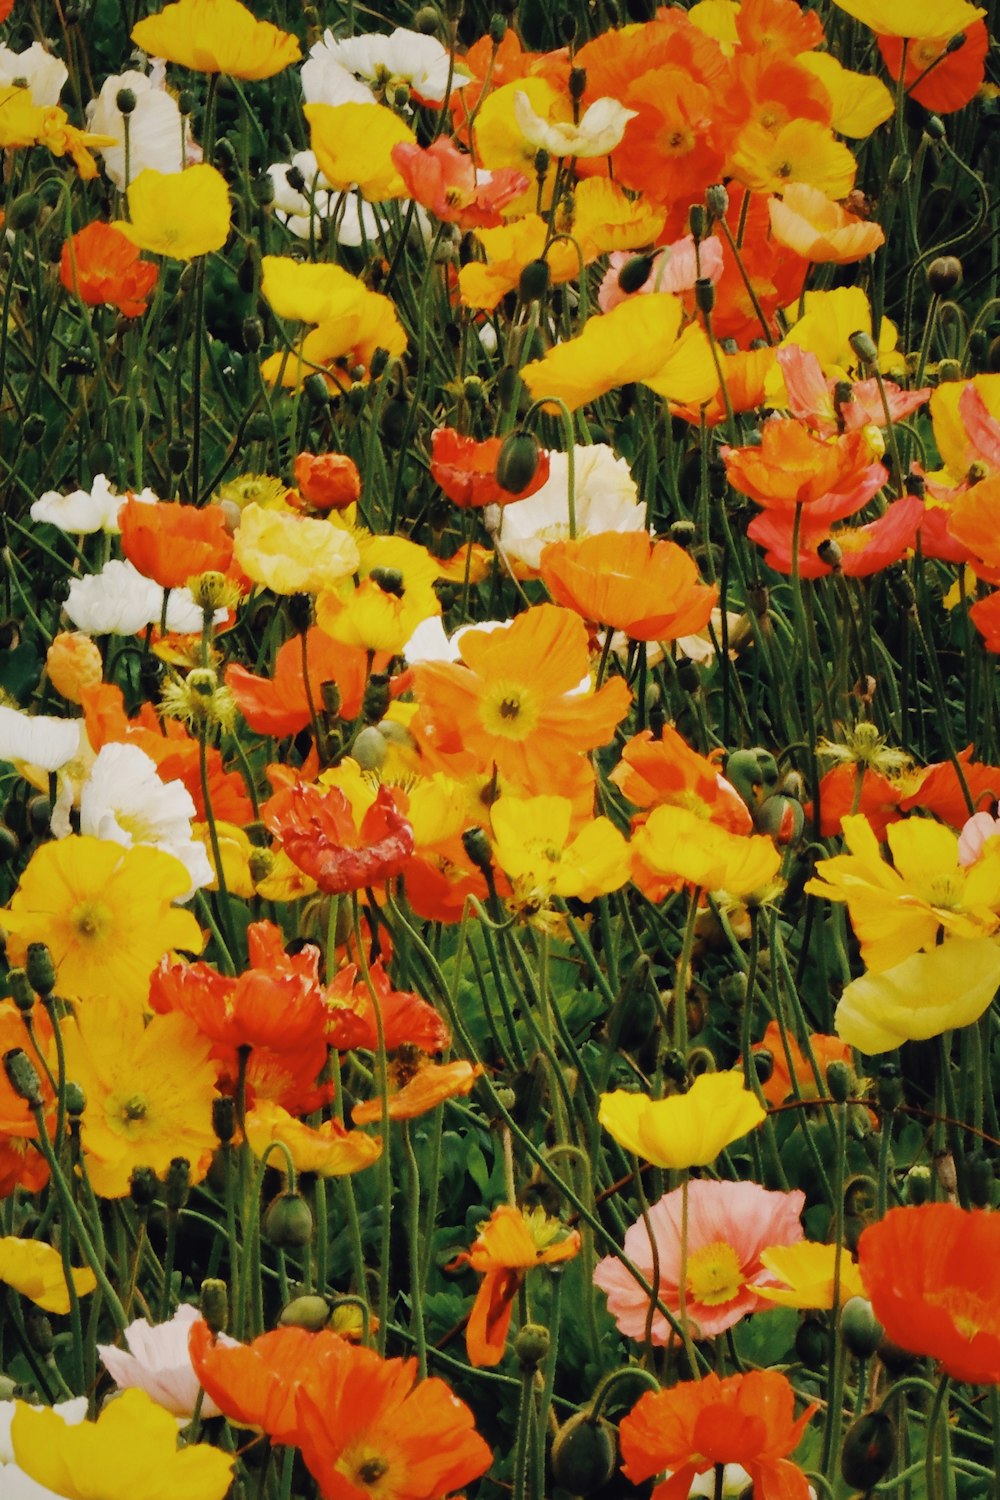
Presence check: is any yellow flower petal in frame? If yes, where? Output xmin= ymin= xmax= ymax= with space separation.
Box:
xmin=796 ymin=51 xmax=894 ymax=138
xmin=132 ymin=0 xmax=301 ymax=80
xmin=522 ymin=294 xmax=685 ymax=412
xmin=305 ymin=101 xmax=415 ymax=201
xmin=756 ymin=1242 xmax=867 ymax=1309
xmin=260 ymin=256 xmax=367 ymax=324
xmin=599 ymin=1072 xmax=766 ymax=1169
xmin=0 ymin=1238 xmax=97 ymax=1314
xmin=829 ymin=0 xmax=983 ymax=40
xmin=114 ymin=164 xmax=230 ymax=260
xmin=835 ymin=940 xmax=1000 ymax=1053
xmin=234 ymin=503 xmax=361 ymax=594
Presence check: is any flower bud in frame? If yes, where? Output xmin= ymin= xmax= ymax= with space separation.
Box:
xmin=25 ymin=1308 xmax=54 ymax=1357
xmin=264 ymin=1191 xmax=314 ymax=1249
xmin=489 ymin=13 xmax=507 ymax=45
xmin=130 ymin=1165 xmax=159 ymax=1209
xmin=876 ymin=1063 xmax=902 ymax=1113
xmin=23 ymin=413 xmax=46 ymax=445
xmin=116 ymin=87 xmax=137 ymax=115
xmin=45 ymin=631 xmax=103 ymax=704
xmin=706 ymin=183 xmax=729 ymax=219
xmin=64 ymin=1081 xmax=85 ymax=1118
xmin=937 ymin=357 xmax=962 ymax=383
xmin=413 ymin=5 xmax=440 ymax=34
xmin=304 ymin=372 xmax=332 ymax=408
xmin=242 ymin=315 xmax=264 ymax=352
xmin=0 ymin=824 xmax=20 ymax=862
xmin=167 ymin=439 xmax=191 ymax=474
xmin=551 ymin=1410 xmax=617 ymax=1493
xmin=966 ymin=1149 xmax=995 ymax=1209
xmin=462 ymin=825 xmax=493 ymax=874
xmin=352 ymin=725 xmax=388 ymax=772
xmin=514 ymin=1322 xmax=550 ymax=1368
xmin=689 ymin=204 xmax=706 ymax=242
xmin=496 ymin=429 xmax=543 ymax=495
xmin=569 ymin=65 xmax=587 ymax=101
xmin=826 ymin=1060 xmax=852 ymax=1104
xmin=2 ymin=1048 xmax=44 ymax=1108
xmin=279 ymin=1294 xmax=333 ymax=1331
xmin=7 ymin=194 xmax=41 ymax=232
xmin=887 ymin=153 xmax=910 ymax=186
xmin=840 ymin=1296 xmax=884 ymax=1358
xmin=795 ymin=1316 xmax=827 ymax=1370
xmin=926 ymin=255 xmax=962 ymax=295
xmin=904 ymin=1163 xmax=932 ymax=1204
xmin=518 ymin=257 xmax=550 ymax=304
xmin=200 ymin=1278 xmax=229 ymax=1335
xmin=755 ymin=794 xmax=804 ymax=845
xmin=817 ymin=538 xmax=842 ymax=569
xmin=533 ymin=147 xmax=550 ymax=179
xmin=694 ymin=276 xmax=715 ymax=314
xmin=361 ymin=672 xmax=391 ymax=725
xmin=841 ymin=1409 xmax=896 ymax=1489
xmin=8 ymin=969 xmax=34 ymax=1014
xmin=164 ymin=1156 xmax=191 ymax=1213
xmin=213 ymin=1095 xmax=236 ymax=1145
xmin=848 ymin=330 xmax=879 ymax=366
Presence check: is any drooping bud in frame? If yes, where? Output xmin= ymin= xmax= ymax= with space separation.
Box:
xmin=550 ymin=1410 xmax=617 ymax=1494
xmin=926 ymin=255 xmax=962 ymax=295
xmin=841 ymin=1410 xmax=896 ymax=1489
xmin=496 ymin=429 xmax=544 ymax=495
xmin=264 ymin=1191 xmax=314 ymax=1249
xmin=280 ymin=1294 xmax=333 ymax=1331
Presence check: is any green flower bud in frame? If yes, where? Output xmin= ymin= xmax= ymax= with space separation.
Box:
xmin=840 ymin=1296 xmax=884 ymax=1359
xmin=25 ymin=943 xmax=56 ymax=997
xmin=361 ymin=672 xmax=391 ymax=725
xmin=826 ymin=1060 xmax=852 ymax=1104
xmin=64 ymin=1081 xmax=86 ymax=1118
xmin=200 ymin=1278 xmax=229 ymax=1335
xmin=496 ymin=429 xmax=543 ymax=495
xmin=264 ymin=1191 xmax=314 ymax=1249
xmin=841 ymin=1410 xmax=896 ymax=1490
xmin=795 ymin=1317 xmax=828 ymax=1370
xmin=352 ymin=725 xmax=388 ymax=772
xmin=130 ymin=1165 xmax=159 ymax=1209
xmin=164 ymin=1156 xmax=191 ymax=1213
xmin=7 ymin=194 xmax=41 ymax=232
xmin=514 ymin=1322 xmax=550 ymax=1368
xmin=518 ymin=257 xmax=550 ymax=304
xmin=8 ymin=969 xmax=34 ymax=1014
xmin=551 ymin=1410 xmax=617 ymax=1494
xmin=280 ymin=1294 xmax=333 ymax=1331
xmin=2 ymin=1048 xmax=44 ymax=1109
xmin=926 ymin=255 xmax=962 ymax=295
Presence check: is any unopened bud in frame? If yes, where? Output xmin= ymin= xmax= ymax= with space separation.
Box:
xmin=926 ymin=256 xmax=962 ymax=295
xmin=826 ymin=1060 xmax=852 ymax=1104
xmin=7 ymin=194 xmax=41 ymax=232
xmin=279 ymin=1294 xmax=333 ymax=1331
xmin=462 ymin=825 xmax=493 ymax=874
xmin=130 ymin=1165 xmax=159 ymax=1209
xmin=8 ymin=969 xmax=34 ymax=1014
xmin=514 ymin=1322 xmax=550 ymax=1368
xmin=518 ymin=257 xmax=550 ymax=303
xmin=2 ymin=1048 xmax=44 ymax=1108
xmin=689 ymin=204 xmax=706 ymax=242
xmin=164 ymin=1156 xmax=191 ymax=1213
xmin=706 ymin=183 xmax=729 ymax=219
xmin=496 ymin=429 xmax=543 ymax=495
xmin=841 ymin=1410 xmax=896 ymax=1490
xmin=213 ymin=1095 xmax=236 ymax=1144
xmin=361 ymin=672 xmax=391 ymax=725
xmin=904 ymin=1163 xmax=932 ymax=1204
xmin=848 ymin=330 xmax=879 ymax=366
xmin=694 ymin=276 xmax=715 ymax=314
xmin=200 ymin=1278 xmax=229 ymax=1335
xmin=550 ymin=1410 xmax=617 ymax=1493
xmin=264 ymin=1191 xmax=314 ymax=1249
xmin=840 ymin=1296 xmax=884 ymax=1358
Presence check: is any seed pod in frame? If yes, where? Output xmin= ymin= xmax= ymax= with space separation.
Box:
xmin=841 ymin=1296 xmax=884 ymax=1359
xmin=841 ymin=1409 xmax=896 ymax=1489
xmin=550 ymin=1410 xmax=617 ymax=1494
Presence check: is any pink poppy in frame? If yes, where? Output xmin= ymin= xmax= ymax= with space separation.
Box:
xmin=598 ymin=235 xmax=724 ymax=313
xmin=593 ymin=1179 xmax=804 ymax=1342
xmin=778 ymin=346 xmax=930 ymax=437
xmin=98 ymin=1304 xmax=240 ymax=1418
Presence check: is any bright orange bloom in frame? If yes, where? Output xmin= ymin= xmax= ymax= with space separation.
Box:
xmin=352 ymin=1059 xmax=483 ymax=1124
xmin=0 ymin=1003 xmax=54 ymax=1197
xmin=752 ymin=1021 xmax=856 ymax=1109
xmin=409 ymin=604 xmax=631 ymax=792
xmin=294 ymin=1336 xmax=492 ymax=1499
xmin=970 ymin=591 xmax=1000 ymax=653
xmin=325 ymin=959 xmax=449 ymax=1054
xmin=225 ymin=628 xmax=373 ymax=735
xmin=814 ymin=763 xmax=903 ymax=839
xmin=451 ymin=1206 xmax=581 ymax=1367
xmin=430 ymin=428 xmax=550 ymax=508
xmin=735 ymin=0 xmax=825 ymax=54
xmin=711 ymin=192 xmax=808 ymax=346
xmin=60 ymin=222 xmax=158 ymax=318
xmin=858 ymin=1205 xmax=1000 ymax=1384
xmin=293 ymin=452 xmax=361 ymax=512
xmin=539 ymin=532 xmax=717 ymax=642
xmin=611 ymin=727 xmax=754 ymax=835
xmin=189 ymin=1323 xmax=338 ymax=1444
xmin=878 ymin=22 xmax=988 ymax=113
xmin=392 ymin=137 xmax=527 ymax=228
xmin=946 ymin=474 xmax=1000 ymax=574
xmin=723 ymin=420 xmax=887 ymax=524
xmin=619 ymin=1370 xmax=817 ymax=1500
xmin=264 ymin=781 xmax=414 ymax=895
xmin=768 ymin=183 xmax=886 ymax=264
xmin=245 ymin=1101 xmax=381 ymax=1178
xmin=899 ymin=747 xmax=1000 ymax=827
xmin=119 ymin=498 xmax=233 ymax=590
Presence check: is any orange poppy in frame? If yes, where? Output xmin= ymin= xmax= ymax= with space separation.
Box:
xmin=900 ymin=748 xmax=1000 ymax=825
xmin=735 ymin=0 xmax=825 ymax=53
xmin=450 ymin=1205 xmax=581 ymax=1367
xmin=970 ymin=591 xmax=1000 ymax=653
xmin=402 ymin=843 xmax=497 ymax=926
xmin=351 ymin=1059 xmax=483 ymax=1124
xmin=264 ymin=781 xmax=414 ymax=895
xmin=539 ymin=531 xmax=717 ymax=642
xmin=768 ymin=183 xmax=886 ymax=264
xmin=610 ymin=726 xmax=754 ymax=835
xmin=813 ymin=763 xmax=903 ymax=839
xmin=0 ymin=1002 xmax=55 ymax=1197
xmin=293 ymin=1336 xmax=492 ymax=1499
xmin=619 ymin=1369 xmax=817 ymax=1500
xmin=188 ymin=1323 xmax=339 ymax=1444
xmin=723 ymin=420 xmax=887 ymax=524
xmin=225 ymin=627 xmax=373 ymax=736
xmin=711 ymin=192 xmax=808 ymax=346
xmin=878 ymin=22 xmax=988 ymax=113
xmin=293 ymin=452 xmax=361 ymax=512
xmin=119 ymin=498 xmax=234 ymax=590
xmin=60 ymin=222 xmax=158 ymax=318
xmin=325 ymin=958 xmax=450 ymax=1054
xmin=430 ymin=428 xmax=550 ymax=508
xmin=858 ymin=1204 xmax=1000 ymax=1384
xmin=752 ymin=1021 xmax=855 ymax=1109
xmin=409 ymin=604 xmax=631 ymax=792
xmin=244 ymin=1100 xmax=381 ymax=1178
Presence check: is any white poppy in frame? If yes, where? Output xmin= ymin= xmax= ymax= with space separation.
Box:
xmin=0 ymin=704 xmax=81 ymax=772
xmin=512 ymin=91 xmax=637 ymax=158
xmin=306 ymin=26 xmax=470 ymax=106
xmin=64 ymin=559 xmax=223 ymax=636
xmin=0 ymin=43 xmax=68 ymax=106
xmin=86 ymin=70 xmax=197 ymax=189
xmin=98 ymin=1304 xmax=240 ymax=1419
xmin=30 ymin=474 xmax=158 ymax=535
xmin=300 ymin=51 xmax=376 ymax=107
xmin=495 ymin=445 xmax=646 ymax=571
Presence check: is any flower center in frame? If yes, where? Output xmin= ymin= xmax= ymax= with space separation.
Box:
xmin=686 ymin=1240 xmax=745 ymax=1306
xmin=70 ymin=900 xmax=113 ymax=943
xmin=336 ymin=1445 xmax=394 ymax=1498
xmin=479 ymin=679 xmax=542 ymax=742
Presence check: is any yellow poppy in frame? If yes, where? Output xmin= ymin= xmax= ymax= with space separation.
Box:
xmin=599 ymin=1072 xmax=767 ymax=1169
xmin=632 ymin=803 xmax=782 ymax=897
xmin=835 ymin=939 xmax=1000 ymax=1053
xmin=260 ymin=256 xmax=366 ymax=324
xmin=245 ymin=1101 xmax=382 ymax=1177
xmin=0 ymin=1238 xmax=97 ymax=1314
xmin=458 ymin=214 xmax=579 ymax=311
xmin=233 ymin=503 xmax=360 ymax=594
xmin=728 ymin=119 xmax=857 ymax=199
xmin=305 ymin=101 xmax=416 ymax=201
xmin=777 ymin=286 xmax=900 ymax=384
xmin=829 ymin=0 xmax=983 ymax=40
xmin=317 ymin=533 xmax=441 ymax=654
xmin=490 ymin=795 xmax=631 ymax=905
xmin=755 ymin=1242 xmax=867 ymax=1309
xmin=473 ymin=76 xmax=566 ymax=213
xmin=796 ymin=52 xmax=894 ymax=138
xmin=132 ymin=0 xmax=301 ymax=79
xmin=114 ymin=164 xmax=230 ymax=260
xmin=260 ymin=293 xmax=407 ymax=393
xmin=929 ymin=375 xmax=1000 ymax=480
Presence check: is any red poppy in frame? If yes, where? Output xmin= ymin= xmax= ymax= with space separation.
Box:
xmin=746 ymin=495 xmax=922 ymax=577
xmin=293 ymin=1336 xmax=492 ymax=1499
xmin=189 ymin=1323 xmax=340 ymax=1445
xmin=325 ymin=958 xmax=450 ymax=1054
xmin=60 ymin=222 xmax=158 ymax=318
xmin=293 ymin=452 xmax=362 ymax=511
xmin=878 ymin=22 xmax=988 ymax=114
xmin=265 ymin=781 xmax=414 ymax=894
xmin=813 ymin=763 xmax=903 ymax=839
xmin=619 ymin=1370 xmax=817 ymax=1500
xmin=119 ymin=498 xmax=234 ymax=590
xmin=539 ymin=531 xmax=717 ymax=642
xmin=900 ymin=747 xmax=1000 ymax=825
xmin=430 ymin=428 xmax=550 ymax=508
xmin=392 ymin=137 xmax=527 ymax=229
xmin=858 ymin=1204 xmax=1000 ymax=1384
xmin=226 ymin=627 xmax=374 ymax=735
xmin=402 ymin=844 xmax=495 ymax=925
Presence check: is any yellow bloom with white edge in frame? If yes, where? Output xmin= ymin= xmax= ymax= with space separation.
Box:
xmin=512 ymin=90 xmax=636 ymax=158
xmin=522 ymin=294 xmax=718 ymax=413
xmin=805 ymin=813 xmax=1000 ymax=973
xmin=633 ymin=803 xmax=782 ymax=897
xmin=835 ymin=939 xmax=1000 ymax=1053
xmin=796 ymin=52 xmax=893 ymax=139
xmin=829 ymin=0 xmax=983 ymax=40
xmin=0 ymin=1238 xmax=97 ymax=1314
xmin=491 ymin=796 xmax=631 ymax=904
xmin=114 ymin=164 xmax=230 ymax=259
xmin=234 ymin=503 xmax=360 ymax=595
xmin=12 ymin=1387 xmax=234 ymax=1500
xmin=755 ymin=1242 xmax=867 ymax=1309
xmin=599 ymin=1072 xmax=766 ymax=1169
xmin=132 ymin=0 xmax=301 ymax=80
xmin=473 ymin=76 xmax=566 ymax=212
xmin=305 ymin=101 xmax=415 ymax=201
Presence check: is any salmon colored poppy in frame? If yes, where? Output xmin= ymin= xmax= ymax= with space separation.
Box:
xmin=539 ymin=531 xmax=717 ymax=642
xmin=60 ymin=222 xmax=158 ymax=317
xmin=325 ymin=958 xmax=450 ymax=1054
xmin=430 ymin=428 xmax=550 ymax=509
xmin=723 ymin=419 xmax=887 ymax=523
xmin=225 ymin=628 xmax=373 ymax=736
xmin=293 ymin=1336 xmax=492 ymax=1499
xmin=768 ymin=183 xmax=886 ymax=264
xmin=392 ymin=136 xmax=527 ymax=229
xmin=293 ymin=452 xmax=361 ymax=512
xmin=119 ymin=498 xmax=233 ymax=591
xmin=352 ymin=1059 xmax=483 ymax=1124
xmin=858 ymin=1204 xmax=1000 ymax=1384
xmin=265 ymin=780 xmax=414 ymax=895
xmin=409 ymin=604 xmax=631 ymax=792
xmin=451 ymin=1206 xmax=581 ymax=1367
xmin=610 ymin=727 xmax=754 ymax=835
xmin=746 ymin=495 xmax=922 ymax=578
xmin=244 ymin=1100 xmax=381 ymax=1178
xmin=619 ymin=1369 xmax=817 ymax=1500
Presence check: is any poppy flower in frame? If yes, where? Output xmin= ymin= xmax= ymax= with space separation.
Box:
xmin=260 ymin=292 xmax=407 ymax=395
xmin=618 ymin=1369 xmax=817 ymax=1500
xmin=496 ymin=445 xmax=645 ymax=572
xmin=752 ymin=1020 xmax=858 ymax=1109
xmin=234 ymin=503 xmax=361 ymax=593
xmin=0 ymin=1237 xmax=97 ymax=1314
xmin=188 ymin=1322 xmax=341 ymax=1444
xmin=352 ymin=1059 xmax=483 ymax=1124
xmin=391 ymin=136 xmax=528 ymax=228
xmin=830 ymin=0 xmax=984 ymax=39
xmin=450 ymin=1205 xmax=581 ymax=1367
xmin=599 ymin=1073 xmax=766 ymax=1170
xmin=775 ymin=345 xmax=930 ymax=437
xmin=610 ymin=727 xmax=754 ymax=835
xmin=119 ymin=498 xmax=233 ymax=591
xmin=293 ymin=1336 xmax=493 ymax=1498
xmin=711 ymin=192 xmax=809 ymax=346
xmin=746 ymin=495 xmax=923 ymax=578
xmin=971 ymin=591 xmax=1000 ymax=653
xmin=768 ymin=183 xmax=885 ymax=264
xmin=0 ymin=1002 xmax=54 ymax=1196
xmin=325 ymin=958 xmax=450 ymax=1054
xmin=734 ymin=0 xmax=825 ymax=55
xmin=795 ymin=50 xmax=895 ymax=138
xmin=98 ymin=1305 xmax=239 ymax=1420
xmin=293 ymin=451 xmax=361 ymax=511
xmin=457 ymin=212 xmax=579 ymax=310
xmin=409 ymin=604 xmax=631 ymax=792
xmin=834 ymin=938 xmax=1000 ymax=1054
xmin=113 ymin=164 xmax=231 ymax=260
xmin=265 ymin=780 xmax=414 ymax=895
xmin=594 ymin=1179 xmax=805 ymax=1343
xmin=226 ymin=628 xmax=373 ymax=735
xmin=305 ymin=100 xmax=415 ymax=201
xmin=858 ymin=1204 xmax=1000 ymax=1384
xmin=131 ymin=0 xmax=301 ymax=79
xmin=490 ymin=795 xmax=631 ymax=913
xmin=245 ymin=1100 xmax=382 ymax=1178
xmin=430 ymin=428 xmax=550 ymax=508
xmin=540 ymin=531 xmax=718 ymax=642
xmin=632 ymin=803 xmax=782 ymax=899
xmin=755 ymin=1241 xmax=867 ymax=1310
xmin=723 ymin=419 xmax=887 ymax=524
xmin=60 ymin=222 xmax=158 ymax=317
